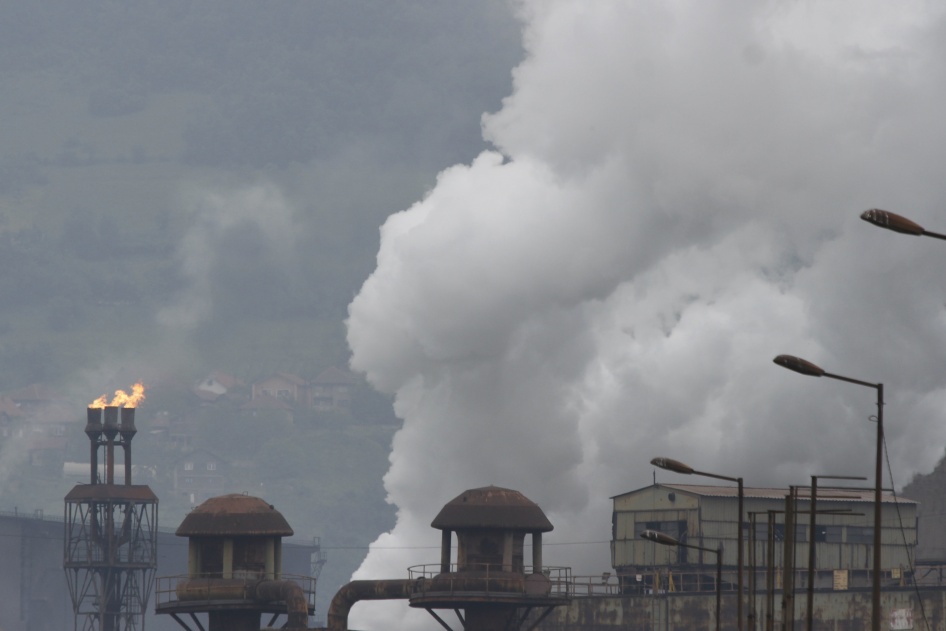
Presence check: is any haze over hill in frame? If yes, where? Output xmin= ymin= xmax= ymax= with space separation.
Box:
xmin=0 ymin=1 xmax=523 ymax=623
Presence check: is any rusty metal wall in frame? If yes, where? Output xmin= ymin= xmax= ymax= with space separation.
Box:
xmin=533 ymin=587 xmax=946 ymax=631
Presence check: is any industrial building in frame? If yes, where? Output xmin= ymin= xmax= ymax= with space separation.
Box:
xmin=533 ymin=482 xmax=931 ymax=631
xmin=3 ymin=468 xmax=943 ymax=630
xmin=611 ymin=482 xmax=918 ymax=592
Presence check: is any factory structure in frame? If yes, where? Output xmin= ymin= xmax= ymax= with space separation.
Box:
xmin=64 ymin=404 xmax=158 ymax=631
xmin=535 ymin=481 xmax=934 ymax=631
xmin=611 ymin=482 xmax=917 ymax=592
xmin=154 ymin=493 xmax=315 ymax=631
xmin=154 ymin=485 xmax=572 ymax=631
xmin=6 ymin=399 xmax=946 ymax=630
xmin=150 ymin=481 xmax=943 ymax=631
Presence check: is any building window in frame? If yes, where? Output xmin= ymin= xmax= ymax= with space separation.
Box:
xmin=813 ymin=524 xmax=843 ymax=543
xmin=207 ymin=462 xmax=216 ymax=471
xmin=794 ymin=523 xmax=807 ymax=543
xmin=184 ymin=462 xmax=194 ymax=471
xmin=847 ymin=526 xmax=874 ymax=544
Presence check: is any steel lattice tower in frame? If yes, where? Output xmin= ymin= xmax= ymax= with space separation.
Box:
xmin=64 ymin=406 xmax=158 ymax=631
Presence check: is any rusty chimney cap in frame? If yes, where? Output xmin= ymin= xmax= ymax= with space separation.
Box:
xmin=431 ymin=486 xmax=553 ymax=532
xmin=176 ymin=494 xmax=293 ymax=537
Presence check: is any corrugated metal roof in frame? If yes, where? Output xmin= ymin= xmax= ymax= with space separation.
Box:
xmin=613 ymin=483 xmax=915 ymax=504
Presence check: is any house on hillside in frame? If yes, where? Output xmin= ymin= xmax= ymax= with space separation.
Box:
xmin=173 ymin=448 xmax=230 ymax=505
xmin=27 ymin=434 xmax=67 ymax=469
xmin=0 ymin=388 xmax=71 ymax=471
xmin=6 ymin=383 xmax=55 ymax=411
xmin=247 ymin=368 xmax=360 ymax=416
xmin=240 ymin=392 xmax=294 ymax=423
xmin=251 ymin=372 xmax=310 ymax=406
xmin=147 ymin=411 xmax=197 ymax=450
xmin=311 ymin=367 xmax=358 ymax=412
xmin=193 ymin=371 xmax=245 ymax=403
xmin=4 ymin=383 xmax=75 ymax=424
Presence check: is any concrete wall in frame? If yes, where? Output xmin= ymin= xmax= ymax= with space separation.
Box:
xmin=0 ymin=513 xmax=70 ymax=631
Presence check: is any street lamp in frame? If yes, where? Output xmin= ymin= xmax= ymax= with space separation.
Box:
xmin=641 ymin=529 xmax=722 ymax=631
xmin=773 ymin=354 xmax=884 ymax=631
xmin=860 ymin=208 xmax=946 ymax=241
xmin=651 ymin=457 xmax=744 ymax=631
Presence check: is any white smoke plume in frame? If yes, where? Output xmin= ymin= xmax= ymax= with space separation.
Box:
xmin=157 ymin=182 xmax=297 ymax=330
xmin=346 ymin=1 xmax=946 ymax=628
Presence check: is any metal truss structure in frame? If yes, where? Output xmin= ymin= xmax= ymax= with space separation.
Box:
xmin=64 ymin=406 xmax=158 ymax=631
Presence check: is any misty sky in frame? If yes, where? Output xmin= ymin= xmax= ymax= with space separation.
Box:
xmin=346 ymin=2 xmax=946 ymax=628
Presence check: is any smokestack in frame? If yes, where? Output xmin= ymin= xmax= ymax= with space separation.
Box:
xmin=85 ymin=408 xmax=104 ymax=485
xmin=120 ymin=407 xmax=136 ymax=485
xmin=104 ymin=406 xmax=119 ymax=485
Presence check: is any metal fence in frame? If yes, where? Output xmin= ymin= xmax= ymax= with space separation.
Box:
xmin=154 ymin=573 xmax=316 ymax=608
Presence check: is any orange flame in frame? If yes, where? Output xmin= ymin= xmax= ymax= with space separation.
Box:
xmin=89 ymin=383 xmax=146 ymax=408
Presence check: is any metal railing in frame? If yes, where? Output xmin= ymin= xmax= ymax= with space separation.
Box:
xmin=154 ymin=573 xmax=316 ymax=608
xmin=578 ymin=565 xmax=946 ymax=598
xmin=408 ymin=564 xmax=573 ymax=598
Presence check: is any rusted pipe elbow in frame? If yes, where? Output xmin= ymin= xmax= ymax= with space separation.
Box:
xmin=255 ymin=579 xmax=309 ymax=629
xmin=326 ymin=579 xmax=414 ymax=631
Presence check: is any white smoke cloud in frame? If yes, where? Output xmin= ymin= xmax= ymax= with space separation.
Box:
xmin=346 ymin=2 xmax=946 ymax=628
xmin=157 ymin=182 xmax=297 ymax=330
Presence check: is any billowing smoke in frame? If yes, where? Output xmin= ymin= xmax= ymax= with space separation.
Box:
xmin=347 ymin=1 xmax=946 ymax=628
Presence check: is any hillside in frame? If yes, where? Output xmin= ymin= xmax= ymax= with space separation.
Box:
xmin=0 ymin=1 xmax=524 ymax=620
xmin=0 ymin=0 xmax=523 ymax=385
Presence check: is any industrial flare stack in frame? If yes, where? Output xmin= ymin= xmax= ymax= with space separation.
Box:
xmin=64 ymin=405 xmax=158 ymax=631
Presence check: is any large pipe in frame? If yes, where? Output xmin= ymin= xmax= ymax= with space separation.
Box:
xmin=255 ymin=579 xmax=309 ymax=630
xmin=327 ymin=580 xmax=414 ymax=631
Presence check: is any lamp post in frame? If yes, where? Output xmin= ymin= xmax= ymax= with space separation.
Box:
xmin=651 ymin=456 xmax=744 ymax=631
xmin=860 ymin=208 xmax=946 ymax=241
xmin=773 ymin=354 xmax=884 ymax=631
xmin=642 ymin=529 xmax=722 ymax=631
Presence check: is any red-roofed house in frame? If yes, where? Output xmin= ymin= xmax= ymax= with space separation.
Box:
xmin=251 ymin=372 xmax=310 ymax=406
